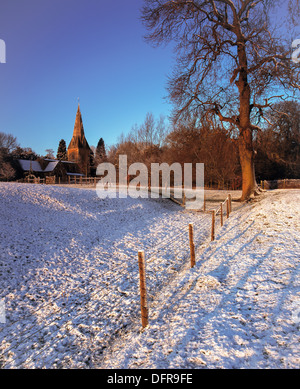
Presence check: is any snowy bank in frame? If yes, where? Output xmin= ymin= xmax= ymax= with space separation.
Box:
xmin=0 ymin=183 xmax=215 ymax=368
xmin=100 ymin=189 xmax=300 ymax=369
xmin=0 ymin=183 xmax=299 ymax=369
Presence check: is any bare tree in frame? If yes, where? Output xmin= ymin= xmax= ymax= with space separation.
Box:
xmin=45 ymin=149 xmax=55 ymax=159
xmin=165 ymin=122 xmax=239 ymax=187
xmin=0 ymin=132 xmax=18 ymax=152
xmin=255 ymin=100 xmax=300 ymax=179
xmin=138 ymin=112 xmax=156 ymax=147
xmin=0 ymin=132 xmax=18 ymax=181
xmin=134 ymin=112 xmax=169 ymax=149
xmin=11 ymin=147 xmax=38 ymax=160
xmin=0 ymin=161 xmax=15 ymax=181
xmin=142 ymin=0 xmax=300 ymax=200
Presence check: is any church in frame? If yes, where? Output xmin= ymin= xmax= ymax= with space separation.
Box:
xmin=67 ymin=104 xmax=92 ymax=176
xmin=16 ymin=104 xmax=92 ymax=182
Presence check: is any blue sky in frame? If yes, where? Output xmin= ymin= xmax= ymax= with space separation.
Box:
xmin=0 ymin=0 xmax=174 ymax=155
xmin=0 ymin=1 xmax=298 ymax=156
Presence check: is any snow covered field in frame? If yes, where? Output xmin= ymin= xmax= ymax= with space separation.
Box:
xmin=0 ymin=183 xmax=299 ymax=369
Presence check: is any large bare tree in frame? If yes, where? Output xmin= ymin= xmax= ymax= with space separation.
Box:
xmin=142 ymin=0 xmax=300 ymax=200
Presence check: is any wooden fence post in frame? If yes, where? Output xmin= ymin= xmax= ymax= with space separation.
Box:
xmin=138 ymin=251 xmax=148 ymax=328
xmin=226 ymin=198 xmax=229 ymax=219
xmin=189 ymin=223 xmax=196 ymax=268
xmin=220 ymin=202 xmax=223 ymax=227
xmin=228 ymin=194 xmax=232 ymax=214
xmin=203 ymin=195 xmax=206 ymax=212
xmin=211 ymin=210 xmax=215 ymax=241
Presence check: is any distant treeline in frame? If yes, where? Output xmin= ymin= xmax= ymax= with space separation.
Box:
xmin=1 ymin=101 xmax=299 ymax=187
xmin=105 ymin=101 xmax=300 ymax=189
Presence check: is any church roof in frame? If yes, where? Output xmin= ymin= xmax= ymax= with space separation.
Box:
xmin=18 ymin=159 xmax=83 ymax=175
xmin=43 ymin=161 xmax=59 ymax=172
xmin=18 ymin=159 xmax=43 ymax=172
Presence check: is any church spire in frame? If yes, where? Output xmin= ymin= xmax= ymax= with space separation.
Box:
xmin=72 ymin=103 xmax=85 ymax=139
xmin=67 ymin=102 xmax=91 ymax=175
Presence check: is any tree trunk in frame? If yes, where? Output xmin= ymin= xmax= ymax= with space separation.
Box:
xmin=238 ymin=129 xmax=257 ymax=201
xmin=236 ymin=39 xmax=258 ymax=201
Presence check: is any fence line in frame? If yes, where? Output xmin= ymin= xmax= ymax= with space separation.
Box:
xmin=189 ymin=224 xmax=196 ymax=268
xmin=0 ymin=192 xmax=234 ymax=367
xmin=16 ymin=176 xmax=300 ymax=190
xmin=138 ymin=251 xmax=149 ymax=329
xmin=260 ymin=178 xmax=300 ymax=189
xmin=136 ymin=193 xmax=233 ymax=327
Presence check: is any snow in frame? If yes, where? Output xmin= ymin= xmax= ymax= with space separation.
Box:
xmin=18 ymin=160 xmax=43 ymax=173
xmin=0 ymin=183 xmax=299 ymax=369
xmin=43 ymin=161 xmax=59 ymax=172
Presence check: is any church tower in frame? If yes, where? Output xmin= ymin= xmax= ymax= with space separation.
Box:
xmin=67 ymin=104 xmax=91 ymax=176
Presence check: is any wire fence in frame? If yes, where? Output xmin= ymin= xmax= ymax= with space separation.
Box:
xmin=0 ymin=192 xmax=235 ymax=368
